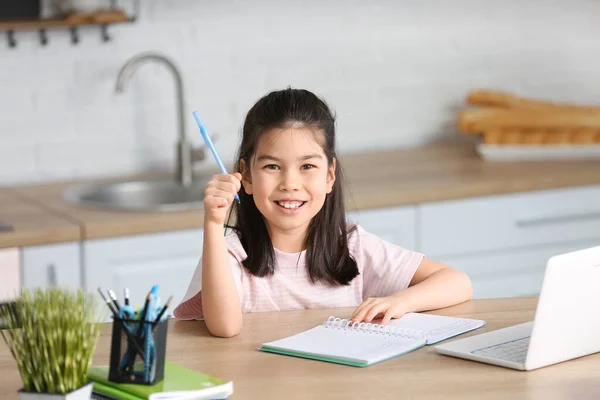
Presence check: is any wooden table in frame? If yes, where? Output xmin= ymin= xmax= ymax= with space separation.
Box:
xmin=1 ymin=297 xmax=600 ymax=399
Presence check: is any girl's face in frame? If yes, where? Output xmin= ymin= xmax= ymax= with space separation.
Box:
xmin=242 ymin=126 xmax=336 ymax=240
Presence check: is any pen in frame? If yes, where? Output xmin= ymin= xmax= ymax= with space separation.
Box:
xmin=153 ymin=295 xmax=173 ymax=323
xmin=192 ymin=111 xmax=240 ymax=203
xmin=97 ymin=288 xmax=118 ymax=317
xmin=107 ymin=289 xmax=122 ymax=312
xmin=137 ymin=293 xmax=151 ymax=336
xmin=124 ymin=287 xmax=130 ymax=306
xmin=141 ymin=289 xmax=156 ymax=383
xmin=135 ymin=291 xmax=152 ymax=381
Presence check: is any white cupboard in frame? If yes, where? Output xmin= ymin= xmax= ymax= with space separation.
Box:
xmin=83 ymin=229 xmax=203 ymax=320
xmin=21 ymin=242 xmax=81 ymax=290
xmin=418 ymin=185 xmax=600 ymax=298
xmin=347 ymin=205 xmax=417 ymax=250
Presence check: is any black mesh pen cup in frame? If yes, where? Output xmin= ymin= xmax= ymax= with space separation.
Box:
xmin=108 ymin=317 xmax=168 ymax=385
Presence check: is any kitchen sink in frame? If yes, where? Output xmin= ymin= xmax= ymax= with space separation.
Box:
xmin=65 ymin=52 xmax=215 ymax=213
xmin=63 ymin=179 xmax=209 ymax=212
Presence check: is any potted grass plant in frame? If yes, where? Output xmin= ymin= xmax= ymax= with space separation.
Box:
xmin=0 ymin=288 xmax=103 ymax=400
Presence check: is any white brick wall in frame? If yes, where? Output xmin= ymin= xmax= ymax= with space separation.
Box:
xmin=1 ymin=0 xmax=599 ymax=185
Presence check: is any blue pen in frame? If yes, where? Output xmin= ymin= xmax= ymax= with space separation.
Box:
xmin=144 ymin=285 xmax=160 ymax=382
xmin=192 ymin=111 xmax=241 ymax=203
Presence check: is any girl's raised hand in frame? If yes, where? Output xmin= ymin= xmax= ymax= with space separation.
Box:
xmin=204 ymin=172 xmax=242 ymax=225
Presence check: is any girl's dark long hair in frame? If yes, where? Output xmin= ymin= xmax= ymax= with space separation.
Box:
xmin=227 ymin=88 xmax=358 ymax=285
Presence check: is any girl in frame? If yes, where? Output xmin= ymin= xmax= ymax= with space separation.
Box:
xmin=174 ymin=88 xmax=472 ymax=338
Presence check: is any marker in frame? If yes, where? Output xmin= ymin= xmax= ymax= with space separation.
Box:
xmin=192 ymin=111 xmax=240 ymax=203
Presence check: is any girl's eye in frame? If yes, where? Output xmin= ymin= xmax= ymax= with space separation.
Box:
xmin=264 ymin=164 xmax=280 ymax=170
xmin=301 ymin=164 xmax=316 ymax=170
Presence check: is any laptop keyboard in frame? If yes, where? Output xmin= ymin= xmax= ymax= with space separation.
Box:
xmin=471 ymin=336 xmax=530 ymax=363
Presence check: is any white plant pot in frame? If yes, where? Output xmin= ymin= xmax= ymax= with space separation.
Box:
xmin=19 ymin=383 xmax=93 ymax=400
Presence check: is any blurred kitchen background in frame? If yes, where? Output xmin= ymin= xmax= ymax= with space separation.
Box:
xmin=1 ymin=0 xmax=600 ymax=318
xmin=1 ymin=0 xmax=599 ymax=184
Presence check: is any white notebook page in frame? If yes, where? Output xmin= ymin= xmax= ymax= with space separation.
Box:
xmin=386 ymin=313 xmax=486 ymax=344
xmin=262 ymin=325 xmax=425 ymax=364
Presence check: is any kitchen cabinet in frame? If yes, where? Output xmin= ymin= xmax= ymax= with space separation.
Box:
xmin=347 ymin=205 xmax=417 ymax=250
xmin=21 ymin=242 xmax=81 ymax=290
xmin=436 ymin=239 xmax=600 ymax=299
xmin=83 ymin=229 xmax=203 ymax=321
xmin=418 ymin=185 xmax=600 ymax=259
xmin=0 ymin=248 xmax=20 ymax=301
xmin=418 ymin=185 xmax=600 ymax=299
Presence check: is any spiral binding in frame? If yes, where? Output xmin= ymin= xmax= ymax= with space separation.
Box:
xmin=322 ymin=316 xmax=425 ymax=339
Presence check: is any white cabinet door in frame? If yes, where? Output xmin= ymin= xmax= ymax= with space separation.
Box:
xmin=0 ymin=248 xmax=20 ymax=301
xmin=21 ymin=242 xmax=81 ymax=290
xmin=437 ymin=239 xmax=600 ymax=299
xmin=419 ymin=185 xmax=600 ymax=258
xmin=347 ymin=206 xmax=417 ymax=250
xmin=84 ymin=229 xmax=203 ymax=320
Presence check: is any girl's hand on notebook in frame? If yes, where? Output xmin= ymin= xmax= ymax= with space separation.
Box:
xmin=204 ymin=173 xmax=242 ymax=225
xmin=350 ymin=296 xmax=408 ymax=325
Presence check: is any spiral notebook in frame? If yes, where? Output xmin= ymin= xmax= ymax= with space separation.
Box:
xmin=259 ymin=313 xmax=486 ymax=367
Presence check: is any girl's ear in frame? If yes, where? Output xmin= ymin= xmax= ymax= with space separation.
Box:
xmin=240 ymin=159 xmax=253 ymax=195
xmin=326 ymin=158 xmax=336 ymax=194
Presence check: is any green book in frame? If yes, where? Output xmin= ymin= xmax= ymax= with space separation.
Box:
xmin=89 ymin=361 xmax=233 ymax=400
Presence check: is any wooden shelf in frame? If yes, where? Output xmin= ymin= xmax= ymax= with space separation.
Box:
xmin=0 ymin=7 xmax=137 ymax=48
xmin=0 ymin=12 xmax=134 ymax=30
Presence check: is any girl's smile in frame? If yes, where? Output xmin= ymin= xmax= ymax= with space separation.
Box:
xmin=274 ymin=199 xmax=307 ymax=213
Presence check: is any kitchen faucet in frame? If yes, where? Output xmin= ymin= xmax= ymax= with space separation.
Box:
xmin=115 ymin=52 xmax=205 ymax=187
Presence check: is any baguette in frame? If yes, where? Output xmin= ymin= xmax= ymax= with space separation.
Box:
xmin=458 ymin=108 xmax=600 ymax=134
xmin=467 ymin=89 xmax=600 ymax=112
xmin=482 ymin=130 xmax=502 ymax=145
xmin=571 ymin=129 xmax=599 ymax=144
xmin=481 ymin=128 xmax=600 ymax=145
xmin=518 ymin=130 xmax=547 ymax=144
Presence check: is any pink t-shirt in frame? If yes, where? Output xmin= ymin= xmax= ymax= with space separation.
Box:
xmin=173 ymin=225 xmax=424 ymax=320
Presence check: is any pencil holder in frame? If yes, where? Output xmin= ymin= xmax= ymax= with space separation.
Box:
xmin=108 ymin=317 xmax=168 ymax=385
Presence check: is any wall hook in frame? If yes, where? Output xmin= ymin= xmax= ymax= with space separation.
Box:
xmin=101 ymin=25 xmax=110 ymax=42
xmin=39 ymin=29 xmax=48 ymax=46
xmin=70 ymin=26 xmax=79 ymax=45
xmin=7 ymin=30 xmax=16 ymax=48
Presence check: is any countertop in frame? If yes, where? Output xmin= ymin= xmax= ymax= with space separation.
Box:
xmin=3 ymin=142 xmax=600 ymax=248
xmin=0 ymin=189 xmax=80 ymax=248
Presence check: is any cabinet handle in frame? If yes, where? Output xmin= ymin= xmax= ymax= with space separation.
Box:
xmin=47 ymin=264 xmax=57 ymax=287
xmin=516 ymin=211 xmax=600 ymax=227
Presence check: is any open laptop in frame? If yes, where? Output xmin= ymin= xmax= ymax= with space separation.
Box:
xmin=435 ymin=245 xmax=600 ymax=371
